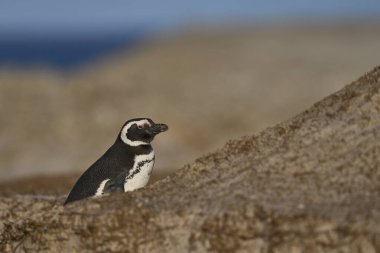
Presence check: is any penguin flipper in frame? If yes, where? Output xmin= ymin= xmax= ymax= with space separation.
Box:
xmin=103 ymin=172 xmax=126 ymax=193
xmin=103 ymin=178 xmax=124 ymax=193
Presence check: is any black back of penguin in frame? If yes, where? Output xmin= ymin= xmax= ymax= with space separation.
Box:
xmin=64 ymin=140 xmax=141 ymax=205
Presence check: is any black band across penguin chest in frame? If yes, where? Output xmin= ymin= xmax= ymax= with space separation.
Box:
xmin=123 ymin=151 xmax=155 ymax=192
xmin=127 ymin=155 xmax=155 ymax=180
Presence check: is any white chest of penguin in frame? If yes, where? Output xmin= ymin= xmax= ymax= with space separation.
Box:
xmin=124 ymin=151 xmax=155 ymax=192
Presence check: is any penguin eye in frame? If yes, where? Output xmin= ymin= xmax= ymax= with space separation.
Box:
xmin=137 ymin=125 xmax=143 ymax=129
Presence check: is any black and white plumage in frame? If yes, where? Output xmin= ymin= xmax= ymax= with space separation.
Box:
xmin=64 ymin=118 xmax=168 ymax=205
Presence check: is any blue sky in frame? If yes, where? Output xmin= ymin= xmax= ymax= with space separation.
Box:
xmin=1 ymin=0 xmax=380 ymax=36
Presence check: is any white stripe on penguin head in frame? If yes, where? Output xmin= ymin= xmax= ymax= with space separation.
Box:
xmin=120 ymin=119 xmax=151 ymax=146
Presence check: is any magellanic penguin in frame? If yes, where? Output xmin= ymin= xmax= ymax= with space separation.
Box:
xmin=64 ymin=118 xmax=168 ymax=205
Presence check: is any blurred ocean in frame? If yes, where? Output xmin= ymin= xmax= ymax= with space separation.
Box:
xmin=1 ymin=0 xmax=380 ymax=69
xmin=0 ymin=32 xmax=145 ymax=69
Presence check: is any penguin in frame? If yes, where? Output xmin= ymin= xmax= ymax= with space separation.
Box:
xmin=64 ymin=118 xmax=168 ymax=205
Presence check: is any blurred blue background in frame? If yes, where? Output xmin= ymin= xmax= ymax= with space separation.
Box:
xmin=1 ymin=0 xmax=380 ymax=69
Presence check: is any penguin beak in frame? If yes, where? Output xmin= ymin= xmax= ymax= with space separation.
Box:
xmin=150 ymin=123 xmax=168 ymax=135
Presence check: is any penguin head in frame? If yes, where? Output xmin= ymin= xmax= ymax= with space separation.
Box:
xmin=119 ymin=118 xmax=168 ymax=146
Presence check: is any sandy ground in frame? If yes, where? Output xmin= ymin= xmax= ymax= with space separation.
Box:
xmin=1 ymin=23 xmax=380 ymax=183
